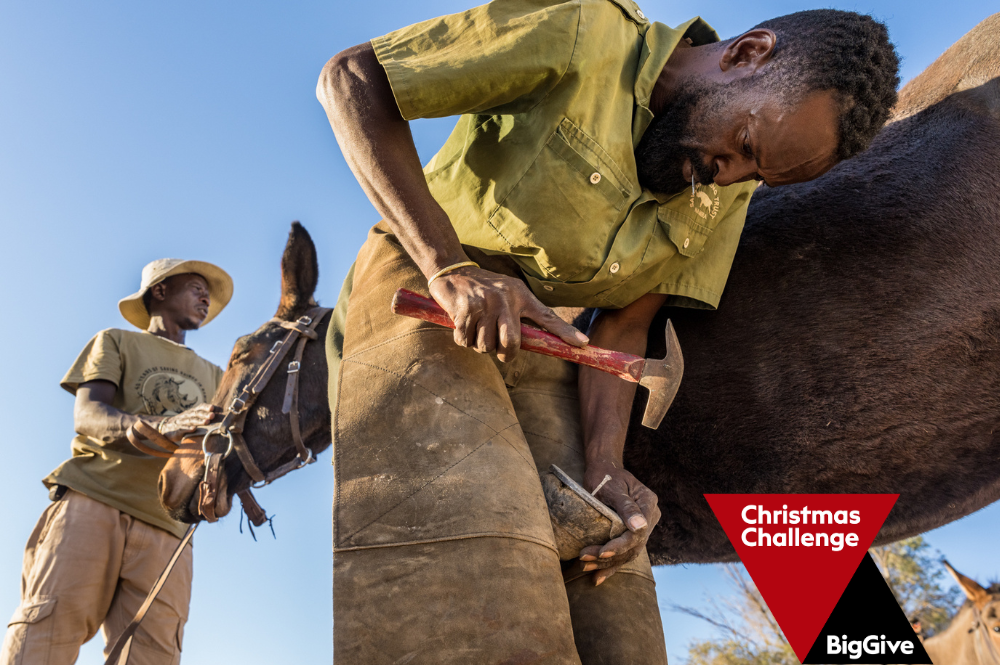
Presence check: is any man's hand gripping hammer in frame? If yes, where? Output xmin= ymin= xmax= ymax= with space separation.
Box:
xmin=391 ymin=289 xmax=684 ymax=429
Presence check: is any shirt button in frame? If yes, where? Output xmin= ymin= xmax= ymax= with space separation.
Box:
xmin=543 ymin=285 xmax=554 ymax=291
xmin=636 ymin=9 xmax=645 ymax=19
xmin=589 ymin=172 xmax=601 ymax=184
xmin=609 ymin=262 xmax=620 ymax=274
xmin=683 ymin=238 xmax=690 ymax=249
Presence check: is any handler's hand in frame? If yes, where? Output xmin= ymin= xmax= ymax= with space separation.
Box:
xmin=157 ymin=403 xmax=219 ymax=443
xmin=577 ymin=461 xmax=661 ymax=585
xmin=429 ymin=266 xmax=588 ymax=362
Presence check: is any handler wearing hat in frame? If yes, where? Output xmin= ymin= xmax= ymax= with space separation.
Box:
xmin=1 ymin=259 xmax=232 ymax=665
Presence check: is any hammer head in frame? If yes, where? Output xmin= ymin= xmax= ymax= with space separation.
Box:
xmin=637 ymin=320 xmax=684 ymax=429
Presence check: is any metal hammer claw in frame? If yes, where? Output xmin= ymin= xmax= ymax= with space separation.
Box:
xmin=391 ymin=289 xmax=684 ymax=429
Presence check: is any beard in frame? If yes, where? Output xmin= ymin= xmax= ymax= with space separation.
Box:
xmin=635 ymin=79 xmax=721 ymax=196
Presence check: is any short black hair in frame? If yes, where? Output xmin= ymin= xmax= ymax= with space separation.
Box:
xmin=750 ymin=10 xmax=900 ymax=160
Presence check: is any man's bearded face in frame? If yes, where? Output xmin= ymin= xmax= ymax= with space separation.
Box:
xmin=635 ymin=78 xmax=731 ymax=196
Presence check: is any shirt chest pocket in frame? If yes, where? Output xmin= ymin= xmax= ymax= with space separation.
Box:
xmin=488 ymin=118 xmax=632 ymax=282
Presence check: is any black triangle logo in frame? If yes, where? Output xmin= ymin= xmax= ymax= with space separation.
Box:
xmin=803 ymin=553 xmax=932 ymax=663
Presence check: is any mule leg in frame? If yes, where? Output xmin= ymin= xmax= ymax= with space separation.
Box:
xmin=505 ymin=350 xmax=668 ymax=665
xmin=331 ymin=223 xmax=580 ymax=664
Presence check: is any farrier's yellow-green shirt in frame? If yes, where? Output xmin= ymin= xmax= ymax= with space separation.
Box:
xmin=372 ymin=0 xmax=757 ymax=310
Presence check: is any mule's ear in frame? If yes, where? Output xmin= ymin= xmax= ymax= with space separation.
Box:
xmin=276 ymin=221 xmax=319 ymax=320
xmin=943 ymin=560 xmax=990 ymax=606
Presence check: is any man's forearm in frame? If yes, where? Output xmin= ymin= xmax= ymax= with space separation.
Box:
xmin=74 ymin=399 xmax=154 ymax=444
xmin=579 ymin=326 xmax=646 ymax=472
xmin=316 ymin=42 xmax=468 ymax=278
xmin=580 ymin=294 xmax=667 ymax=480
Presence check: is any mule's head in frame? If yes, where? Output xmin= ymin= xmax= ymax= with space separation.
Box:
xmin=158 ymin=222 xmax=332 ymax=522
xmin=942 ymin=560 xmax=1000 ymax=647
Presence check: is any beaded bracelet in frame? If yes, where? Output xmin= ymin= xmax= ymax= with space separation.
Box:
xmin=427 ymin=261 xmax=480 ymax=288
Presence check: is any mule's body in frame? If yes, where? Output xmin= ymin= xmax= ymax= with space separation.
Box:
xmin=628 ymin=14 xmax=1000 ymax=564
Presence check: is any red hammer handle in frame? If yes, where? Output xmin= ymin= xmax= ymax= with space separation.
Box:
xmin=391 ymin=289 xmax=644 ymax=383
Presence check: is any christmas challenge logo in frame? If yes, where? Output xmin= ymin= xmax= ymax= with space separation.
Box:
xmin=705 ymin=494 xmax=931 ymax=664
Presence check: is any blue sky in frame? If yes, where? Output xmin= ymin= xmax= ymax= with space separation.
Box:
xmin=0 ymin=1 xmax=996 ymax=663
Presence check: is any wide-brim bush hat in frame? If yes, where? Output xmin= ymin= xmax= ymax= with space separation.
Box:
xmin=118 ymin=258 xmax=233 ymax=330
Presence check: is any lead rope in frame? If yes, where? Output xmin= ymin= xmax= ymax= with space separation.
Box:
xmin=103 ymin=523 xmax=197 ymax=665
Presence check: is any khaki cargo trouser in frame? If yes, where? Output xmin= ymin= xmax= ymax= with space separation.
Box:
xmin=330 ymin=224 xmax=668 ymax=664
xmin=1 ymin=490 xmax=192 ymax=665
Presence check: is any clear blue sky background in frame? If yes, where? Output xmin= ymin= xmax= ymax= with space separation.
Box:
xmin=0 ymin=1 xmax=996 ymax=663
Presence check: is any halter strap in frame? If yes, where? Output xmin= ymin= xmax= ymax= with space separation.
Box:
xmin=196 ymin=306 xmax=331 ymax=520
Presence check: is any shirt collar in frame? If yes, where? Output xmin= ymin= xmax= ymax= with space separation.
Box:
xmin=632 ymin=17 xmax=721 ymax=148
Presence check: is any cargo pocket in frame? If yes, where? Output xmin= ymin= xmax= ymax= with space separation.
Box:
xmin=3 ymin=596 xmax=57 ymax=665
xmin=175 ymin=617 xmax=185 ymax=652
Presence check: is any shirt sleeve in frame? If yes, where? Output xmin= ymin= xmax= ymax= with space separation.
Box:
xmin=650 ymin=186 xmax=754 ymax=310
xmin=60 ymin=329 xmax=123 ymax=395
xmin=371 ymin=0 xmax=582 ymax=120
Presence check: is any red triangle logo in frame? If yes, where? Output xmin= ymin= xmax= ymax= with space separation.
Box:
xmin=704 ymin=494 xmax=898 ymax=662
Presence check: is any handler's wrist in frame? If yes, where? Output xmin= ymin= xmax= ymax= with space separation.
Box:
xmin=423 ymin=248 xmax=472 ymax=277
xmin=427 ymin=261 xmax=480 ymax=288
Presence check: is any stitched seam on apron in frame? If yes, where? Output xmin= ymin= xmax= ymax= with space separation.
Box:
xmin=341 ymin=357 xmax=534 ymax=469
xmin=519 ymin=429 xmax=584 ymax=457
xmin=337 ymin=405 xmax=528 ymax=546
xmin=334 ymin=532 xmax=559 ymax=554
xmin=342 ymin=328 xmax=449 ymax=363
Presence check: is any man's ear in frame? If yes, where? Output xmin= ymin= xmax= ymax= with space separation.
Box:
xmin=148 ymin=281 xmax=169 ymax=304
xmin=720 ymin=29 xmax=776 ymax=74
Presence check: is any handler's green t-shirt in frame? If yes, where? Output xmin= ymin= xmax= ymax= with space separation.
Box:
xmin=44 ymin=329 xmax=223 ymax=538
xmin=372 ymin=0 xmax=758 ymax=310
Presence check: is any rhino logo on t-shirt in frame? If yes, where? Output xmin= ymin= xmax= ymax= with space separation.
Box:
xmin=138 ymin=370 xmax=205 ymax=416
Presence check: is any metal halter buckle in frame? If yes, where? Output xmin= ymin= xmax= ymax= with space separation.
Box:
xmin=201 ymin=426 xmax=234 ymax=460
xmin=270 ymin=340 xmax=282 ymax=354
xmin=287 ymin=361 xmax=300 ymax=373
xmin=230 ymin=396 xmax=247 ymax=412
xmin=298 ymin=315 xmax=312 ymax=325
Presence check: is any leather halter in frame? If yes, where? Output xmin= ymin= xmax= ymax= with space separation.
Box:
xmin=198 ymin=306 xmax=332 ymax=523
xmin=127 ymin=306 xmax=332 ymax=525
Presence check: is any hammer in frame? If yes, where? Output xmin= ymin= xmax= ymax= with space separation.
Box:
xmin=391 ymin=288 xmax=683 ymax=429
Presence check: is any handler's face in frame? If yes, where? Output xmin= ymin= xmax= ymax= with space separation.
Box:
xmin=158 ymin=273 xmax=211 ymax=330
xmin=636 ymin=80 xmax=841 ymax=195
